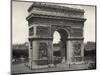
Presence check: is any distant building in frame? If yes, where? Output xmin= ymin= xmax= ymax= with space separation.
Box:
xmin=12 ymin=42 xmax=29 ymax=62
xmin=12 ymin=42 xmax=29 ymax=51
xmin=84 ymin=42 xmax=96 ymax=51
xmin=84 ymin=42 xmax=96 ymax=62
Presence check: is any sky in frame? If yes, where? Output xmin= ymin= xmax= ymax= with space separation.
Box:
xmin=12 ymin=1 xmax=96 ymax=44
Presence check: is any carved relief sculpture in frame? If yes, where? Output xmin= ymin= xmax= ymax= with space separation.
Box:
xmin=73 ymin=41 xmax=81 ymax=56
xmin=39 ymin=42 xmax=48 ymax=59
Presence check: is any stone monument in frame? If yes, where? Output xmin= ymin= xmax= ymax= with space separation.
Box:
xmin=26 ymin=2 xmax=86 ymax=69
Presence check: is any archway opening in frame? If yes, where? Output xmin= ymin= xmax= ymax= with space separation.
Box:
xmin=53 ymin=29 xmax=68 ymax=64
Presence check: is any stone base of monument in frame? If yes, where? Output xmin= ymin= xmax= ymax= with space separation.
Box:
xmin=66 ymin=61 xmax=84 ymax=65
xmin=31 ymin=65 xmax=48 ymax=70
xmin=25 ymin=62 xmax=55 ymax=70
xmin=25 ymin=63 xmax=48 ymax=70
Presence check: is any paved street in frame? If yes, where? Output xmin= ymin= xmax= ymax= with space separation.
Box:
xmin=11 ymin=63 xmax=89 ymax=74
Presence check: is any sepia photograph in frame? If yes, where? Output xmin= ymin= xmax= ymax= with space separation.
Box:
xmin=11 ymin=0 xmax=96 ymax=74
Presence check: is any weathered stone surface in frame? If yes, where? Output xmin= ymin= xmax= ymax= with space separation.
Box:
xmin=26 ymin=2 xmax=86 ymax=69
xmin=36 ymin=26 xmax=51 ymax=37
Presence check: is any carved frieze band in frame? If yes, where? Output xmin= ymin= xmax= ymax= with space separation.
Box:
xmin=26 ymin=13 xmax=86 ymax=22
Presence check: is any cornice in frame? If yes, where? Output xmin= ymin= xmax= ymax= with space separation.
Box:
xmin=26 ymin=13 xmax=86 ymax=22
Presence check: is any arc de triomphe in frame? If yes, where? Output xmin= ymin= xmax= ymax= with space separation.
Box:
xmin=26 ymin=2 xmax=86 ymax=69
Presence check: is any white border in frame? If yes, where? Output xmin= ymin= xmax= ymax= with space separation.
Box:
xmin=0 ymin=0 xmax=99 ymax=75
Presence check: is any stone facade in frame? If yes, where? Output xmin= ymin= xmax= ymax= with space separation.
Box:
xmin=26 ymin=2 xmax=86 ymax=69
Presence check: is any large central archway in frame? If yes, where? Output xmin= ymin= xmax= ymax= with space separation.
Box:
xmin=53 ymin=29 xmax=68 ymax=63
